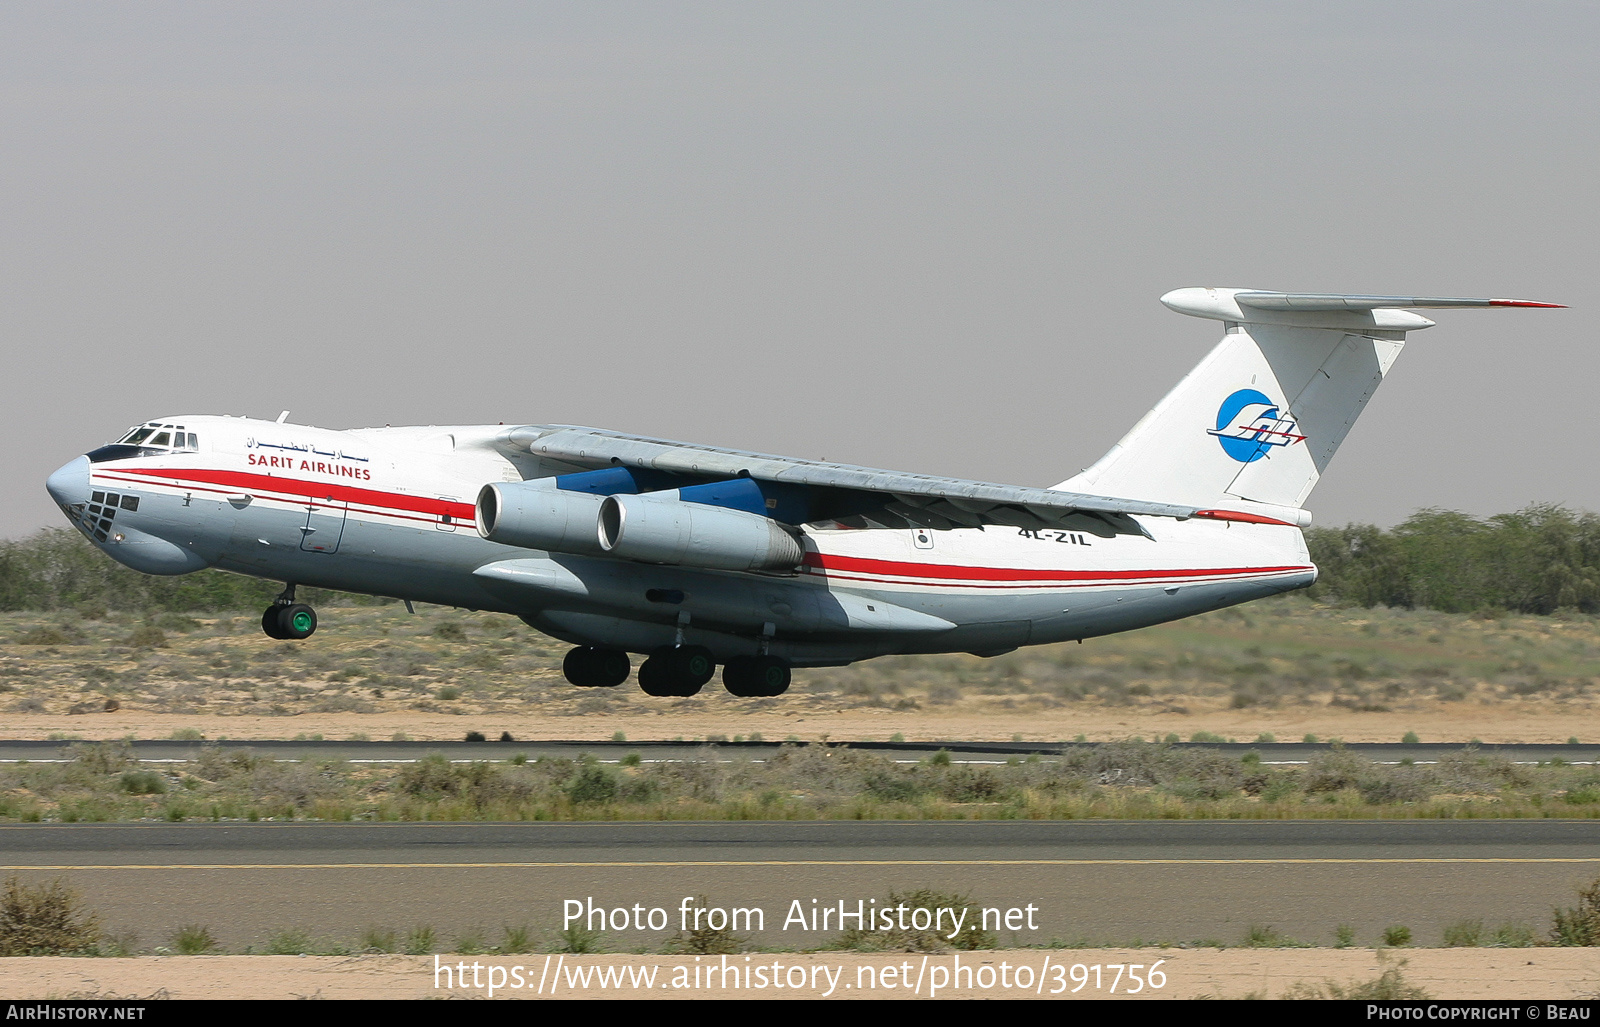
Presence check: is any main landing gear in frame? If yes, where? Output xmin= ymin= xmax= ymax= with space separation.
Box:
xmin=560 ymin=644 xmax=792 ymax=698
xmin=261 ymin=585 xmax=317 ymax=641
xmin=721 ymin=655 xmax=790 ymax=698
xmin=638 ymin=645 xmax=716 ymax=697
xmin=563 ymin=647 xmax=631 ymax=687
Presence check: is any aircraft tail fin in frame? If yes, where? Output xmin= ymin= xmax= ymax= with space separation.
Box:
xmin=1056 ymin=288 xmax=1562 ymax=514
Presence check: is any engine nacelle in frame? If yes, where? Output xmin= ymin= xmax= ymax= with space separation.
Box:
xmin=476 ymin=480 xmax=605 ymax=555
xmin=598 ymin=492 xmax=804 ymax=572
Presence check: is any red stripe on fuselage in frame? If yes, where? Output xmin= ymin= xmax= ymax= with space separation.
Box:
xmin=103 ymin=466 xmax=476 ymax=522
xmin=803 ymin=552 xmax=1311 ymax=585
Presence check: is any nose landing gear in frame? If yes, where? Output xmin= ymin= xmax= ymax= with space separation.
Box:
xmin=260 ymin=585 xmax=317 ymax=640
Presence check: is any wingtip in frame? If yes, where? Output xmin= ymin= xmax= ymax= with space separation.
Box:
xmin=1489 ymin=299 xmax=1567 ymax=308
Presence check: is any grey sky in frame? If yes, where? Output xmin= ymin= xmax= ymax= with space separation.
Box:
xmin=5 ymin=2 xmax=1595 ymax=538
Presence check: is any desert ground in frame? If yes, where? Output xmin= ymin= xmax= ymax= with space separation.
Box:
xmin=4 ymin=596 xmax=1599 ymax=1001
xmin=1 ymin=949 xmax=1595 ymax=1000
xmin=1 ymin=596 xmax=1596 ymax=745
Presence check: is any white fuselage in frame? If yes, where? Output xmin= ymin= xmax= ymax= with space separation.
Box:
xmin=48 ymin=415 xmax=1315 ymax=667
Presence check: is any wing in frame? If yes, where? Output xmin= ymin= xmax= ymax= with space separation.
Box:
xmin=498 ymin=426 xmax=1196 ymax=538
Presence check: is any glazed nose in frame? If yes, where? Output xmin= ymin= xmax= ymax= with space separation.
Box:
xmin=46 ymin=456 xmax=90 ymax=507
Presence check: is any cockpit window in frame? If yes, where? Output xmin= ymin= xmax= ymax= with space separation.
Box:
xmin=88 ymin=423 xmax=200 ymax=462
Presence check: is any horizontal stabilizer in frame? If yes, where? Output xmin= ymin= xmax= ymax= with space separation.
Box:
xmin=1234 ymin=292 xmax=1565 ymax=311
xmin=1064 ymin=286 xmax=1561 ymax=510
xmin=1163 ymin=287 xmax=1564 ymax=331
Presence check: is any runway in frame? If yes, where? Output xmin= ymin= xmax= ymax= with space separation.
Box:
xmin=4 ymin=738 xmax=1594 ymax=765
xmin=3 ymin=820 xmax=1595 ymax=952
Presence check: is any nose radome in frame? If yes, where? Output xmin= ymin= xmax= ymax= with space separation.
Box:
xmin=46 ymin=456 xmax=90 ymax=508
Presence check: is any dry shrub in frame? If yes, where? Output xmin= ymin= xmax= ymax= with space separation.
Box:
xmin=69 ymin=740 xmax=135 ymax=775
xmin=1552 ymin=877 xmax=1600 ymax=945
xmin=665 ymin=897 xmax=746 ymax=954
xmin=1283 ymin=960 xmax=1430 ymax=1000
xmin=831 ymin=889 xmax=995 ymax=953
xmin=0 ymin=877 xmax=103 ymax=955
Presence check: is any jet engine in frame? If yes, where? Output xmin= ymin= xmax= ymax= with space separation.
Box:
xmin=476 ymin=480 xmax=606 ymax=554
xmin=598 ymin=492 xmax=804 ymax=572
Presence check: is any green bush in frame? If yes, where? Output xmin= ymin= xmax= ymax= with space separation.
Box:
xmin=358 ymin=926 xmax=397 ymax=953
xmin=1307 ymin=504 xmax=1600 ymax=614
xmin=404 ymin=925 xmax=436 ymax=955
xmin=118 ymin=770 xmax=167 ymax=795
xmin=0 ymin=527 xmax=394 ymax=612
xmin=123 ymin=625 xmax=167 ymax=648
xmin=1244 ymin=924 xmax=1302 ymax=948
xmin=265 ymin=928 xmax=313 ymax=955
xmin=565 ymin=764 xmax=619 ymax=804
xmin=556 ymin=924 xmax=604 ymax=953
xmin=171 ymin=924 xmax=218 ymax=954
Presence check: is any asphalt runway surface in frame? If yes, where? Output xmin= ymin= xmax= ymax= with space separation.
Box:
xmin=3 ymin=820 xmax=1597 ymax=952
xmin=4 ymin=739 xmax=1596 ymax=765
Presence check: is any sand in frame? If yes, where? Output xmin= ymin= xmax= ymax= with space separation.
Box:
xmin=2 ymin=949 xmax=1596 ymax=1001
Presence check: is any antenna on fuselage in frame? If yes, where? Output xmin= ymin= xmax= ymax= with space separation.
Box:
xmin=276 ymin=411 xmax=290 ymax=423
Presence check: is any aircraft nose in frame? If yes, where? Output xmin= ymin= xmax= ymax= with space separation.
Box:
xmin=46 ymin=456 xmax=91 ymax=508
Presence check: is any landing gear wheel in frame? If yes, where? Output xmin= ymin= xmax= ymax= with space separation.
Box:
xmin=261 ymin=605 xmax=288 ymax=640
xmin=637 ymin=655 xmax=675 ymax=697
xmin=722 ymin=657 xmax=762 ymax=697
xmin=724 ymin=656 xmax=790 ymax=697
xmin=277 ymin=603 xmax=317 ymax=640
xmin=638 ymin=646 xmax=715 ymax=697
xmin=564 ymin=647 xmax=631 ymax=687
xmin=668 ymin=646 xmax=715 ymax=689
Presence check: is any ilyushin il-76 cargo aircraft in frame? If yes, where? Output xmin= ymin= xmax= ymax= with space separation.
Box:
xmin=46 ymin=289 xmax=1558 ymax=698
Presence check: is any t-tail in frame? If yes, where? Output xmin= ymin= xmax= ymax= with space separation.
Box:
xmin=1057 ymin=288 xmax=1563 ymax=519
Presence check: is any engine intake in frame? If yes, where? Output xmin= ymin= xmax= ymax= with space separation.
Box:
xmin=598 ymin=492 xmax=804 ymax=572
xmin=476 ymin=480 xmax=605 ymax=555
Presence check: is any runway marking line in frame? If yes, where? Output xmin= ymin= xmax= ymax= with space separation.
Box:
xmin=4 ymin=858 xmax=1600 ymax=870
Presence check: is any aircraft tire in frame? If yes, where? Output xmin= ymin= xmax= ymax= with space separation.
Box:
xmin=260 ymin=606 xmax=288 ymax=640
xmin=278 ymin=603 xmax=317 ymax=640
xmin=753 ymin=656 xmax=790 ymax=697
xmin=564 ymin=647 xmax=599 ymax=686
xmin=668 ymin=646 xmax=716 ymax=690
xmin=564 ymin=647 xmax=631 ymax=687
xmin=721 ymin=657 xmax=760 ymax=698
xmin=592 ymin=649 xmax=632 ymax=687
xmin=638 ymin=647 xmax=710 ymax=697
xmin=637 ymin=655 xmax=677 ymax=697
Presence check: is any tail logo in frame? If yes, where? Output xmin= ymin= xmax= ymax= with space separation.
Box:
xmin=1208 ymin=388 xmax=1306 ymax=463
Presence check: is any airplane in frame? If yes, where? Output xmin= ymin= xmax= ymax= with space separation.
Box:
xmin=44 ymin=288 xmax=1560 ymax=699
